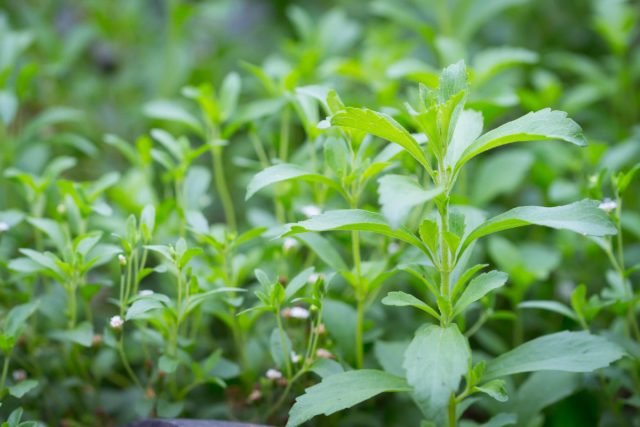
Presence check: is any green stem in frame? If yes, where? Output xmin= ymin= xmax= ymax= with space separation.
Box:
xmin=212 ymin=145 xmax=237 ymax=232
xmin=447 ymin=393 xmax=457 ymax=427
xmin=355 ymin=297 xmax=365 ymax=369
xmin=279 ymin=107 xmax=290 ymax=161
xmin=0 ymin=353 xmax=10 ymax=393
xmin=352 ymin=228 xmax=365 ymax=369
xmin=118 ymin=335 xmax=142 ymax=388
xmin=276 ymin=310 xmax=293 ymax=378
xmin=439 ymin=199 xmax=451 ymax=298
xmin=68 ymin=280 xmax=78 ymax=330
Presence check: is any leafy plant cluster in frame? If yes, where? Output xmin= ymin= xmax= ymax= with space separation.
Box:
xmin=0 ymin=1 xmax=639 ymax=426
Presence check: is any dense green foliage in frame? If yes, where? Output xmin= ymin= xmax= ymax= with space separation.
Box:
xmin=0 ymin=1 xmax=639 ymax=426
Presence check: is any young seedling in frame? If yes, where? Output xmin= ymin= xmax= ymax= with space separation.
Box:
xmin=282 ymin=61 xmax=624 ymax=427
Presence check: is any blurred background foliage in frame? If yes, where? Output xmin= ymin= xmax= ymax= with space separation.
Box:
xmin=0 ymin=0 xmax=639 ymax=425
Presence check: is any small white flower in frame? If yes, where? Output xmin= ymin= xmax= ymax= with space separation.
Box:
xmin=283 ymin=237 xmax=298 ymax=252
xmin=12 ymin=369 xmax=27 ymax=382
xmin=598 ymin=198 xmax=617 ymax=213
xmin=388 ymin=242 xmax=400 ymax=254
xmin=300 ymin=205 xmax=322 ymax=218
xmin=291 ymin=352 xmax=301 ymax=363
xmin=0 ymin=222 xmax=9 ymax=232
xmin=282 ymin=306 xmax=310 ymax=319
xmin=110 ymin=315 xmax=124 ymax=330
xmin=118 ymin=254 xmax=127 ymax=266
xmin=139 ymin=289 xmax=154 ymax=297
xmin=316 ymin=348 xmax=334 ymax=359
xmin=307 ymin=273 xmax=324 ymax=284
xmin=265 ymin=368 xmax=283 ymax=380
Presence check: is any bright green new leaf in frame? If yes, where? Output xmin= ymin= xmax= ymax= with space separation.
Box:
xmin=282 ymin=209 xmax=426 ymax=252
xmin=286 ymin=369 xmax=411 ymax=427
xmin=484 ymin=331 xmax=625 ymax=380
xmin=245 ymin=163 xmax=344 ymax=200
xmin=458 ymin=200 xmax=617 ymax=257
xmin=403 ymin=324 xmax=470 ymax=424
xmin=377 ymin=175 xmax=443 ymax=228
xmin=456 ymin=109 xmax=586 ymax=172
xmin=453 ymin=271 xmax=508 ymax=316
xmin=330 ymin=107 xmax=431 ymax=171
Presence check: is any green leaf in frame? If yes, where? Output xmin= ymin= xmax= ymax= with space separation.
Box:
xmin=444 ymin=109 xmax=484 ymax=170
xmin=457 ymin=109 xmax=586 ymax=172
xmin=322 ymin=299 xmax=357 ymax=362
xmin=285 ymin=267 xmax=315 ymax=301
xmin=143 ymin=100 xmax=203 ymax=135
xmin=245 ymin=163 xmax=344 ymax=200
xmin=18 ymin=249 xmax=64 ymax=278
xmin=484 ymin=331 xmax=625 ymax=380
xmin=330 ymin=107 xmax=431 ymax=171
xmin=324 ymin=136 xmax=350 ymax=178
xmin=438 ymin=60 xmax=468 ymax=103
xmin=471 ymin=149 xmax=535 ymax=205
xmin=374 ymin=340 xmax=409 ymax=377
xmin=518 ymin=300 xmax=577 ymax=320
xmin=474 ymin=379 xmax=508 ymax=402
xmin=453 ymin=271 xmax=508 ymax=316
xmin=295 ymin=233 xmax=348 ymax=272
xmin=382 ymin=291 xmax=439 ymax=320
xmin=458 ymin=200 xmax=617 ymax=256
xmin=219 ymin=72 xmax=241 ymax=121
xmin=403 ymin=324 xmax=470 ymax=424
xmin=27 ymin=217 xmax=67 ymax=254
xmin=286 ymin=369 xmax=411 ymax=427
xmin=377 ymin=175 xmax=443 ymax=228
xmin=9 ymin=379 xmax=38 ymax=398
xmin=309 ymin=358 xmax=344 ymax=379
xmin=49 ymin=322 xmax=94 ymax=347
xmin=4 ymin=301 xmax=39 ymax=338
xmin=126 ymin=297 xmax=166 ymax=320
xmin=282 ymin=209 xmax=426 ymax=253
xmin=510 ymin=371 xmax=580 ymax=422
xmin=159 ymin=355 xmax=179 ymax=374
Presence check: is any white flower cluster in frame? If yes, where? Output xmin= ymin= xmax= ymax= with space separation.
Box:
xmin=110 ymin=315 xmax=124 ymax=329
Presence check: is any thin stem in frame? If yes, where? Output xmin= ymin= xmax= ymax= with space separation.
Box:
xmin=276 ymin=310 xmax=293 ymax=378
xmin=118 ymin=335 xmax=142 ymax=389
xmin=279 ymin=107 xmax=290 ymax=161
xmin=212 ymin=145 xmax=237 ymax=232
xmin=447 ymin=392 xmax=457 ymax=427
xmin=0 ymin=354 xmax=10 ymax=393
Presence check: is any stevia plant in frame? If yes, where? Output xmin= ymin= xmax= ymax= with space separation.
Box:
xmin=245 ymin=88 xmax=403 ymax=370
xmin=280 ymin=61 xmax=625 ymax=427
